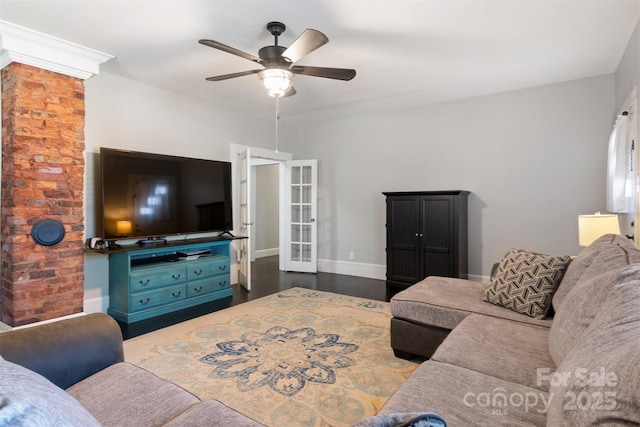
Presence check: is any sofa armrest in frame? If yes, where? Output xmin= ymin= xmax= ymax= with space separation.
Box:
xmin=0 ymin=313 xmax=124 ymax=389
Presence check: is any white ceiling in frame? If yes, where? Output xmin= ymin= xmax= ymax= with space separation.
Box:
xmin=2 ymin=1 xmax=639 ymax=125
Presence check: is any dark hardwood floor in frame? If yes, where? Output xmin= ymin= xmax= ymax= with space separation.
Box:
xmin=232 ymin=256 xmax=388 ymax=304
xmin=118 ymin=256 xmax=389 ymax=339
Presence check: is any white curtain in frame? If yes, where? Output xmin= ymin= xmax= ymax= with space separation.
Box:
xmin=607 ymin=113 xmax=633 ymax=213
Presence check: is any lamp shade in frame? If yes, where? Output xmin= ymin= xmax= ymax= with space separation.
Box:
xmin=578 ymin=214 xmax=620 ymax=246
xmin=259 ymin=69 xmax=294 ymax=97
xmin=116 ymin=220 xmax=132 ymax=235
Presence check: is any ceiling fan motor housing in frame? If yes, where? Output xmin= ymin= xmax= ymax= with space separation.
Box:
xmin=259 ymin=45 xmax=291 ymax=65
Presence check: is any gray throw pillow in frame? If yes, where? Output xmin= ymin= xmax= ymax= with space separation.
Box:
xmin=0 ymin=357 xmax=101 ymax=427
xmin=483 ymin=248 xmax=571 ymax=318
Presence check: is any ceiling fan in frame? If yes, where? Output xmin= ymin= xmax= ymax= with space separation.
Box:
xmin=199 ymin=21 xmax=356 ymax=97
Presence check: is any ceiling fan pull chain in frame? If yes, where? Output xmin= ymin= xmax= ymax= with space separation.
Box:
xmin=275 ymin=95 xmax=279 ymax=153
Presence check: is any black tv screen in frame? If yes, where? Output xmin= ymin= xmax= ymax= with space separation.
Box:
xmin=100 ymin=148 xmax=233 ymax=240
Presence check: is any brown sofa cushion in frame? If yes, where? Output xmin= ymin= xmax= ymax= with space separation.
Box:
xmin=552 ymin=234 xmax=640 ymax=311
xmin=379 ymin=360 xmax=548 ymax=426
xmin=67 ymin=362 xmax=200 ymax=427
xmin=548 ymin=264 xmax=640 ymax=365
xmin=164 ymin=399 xmax=264 ymax=426
xmin=482 ymin=248 xmax=571 ymax=318
xmin=546 ymin=278 xmax=640 ymax=425
xmin=431 ymin=314 xmax=554 ymax=392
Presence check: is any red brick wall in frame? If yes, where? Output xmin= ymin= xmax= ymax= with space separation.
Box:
xmin=1 ymin=63 xmax=85 ymax=326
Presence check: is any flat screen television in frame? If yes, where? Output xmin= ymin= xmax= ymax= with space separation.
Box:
xmin=100 ymin=147 xmax=233 ymax=241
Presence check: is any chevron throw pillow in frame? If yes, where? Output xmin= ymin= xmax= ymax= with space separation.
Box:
xmin=483 ymin=249 xmax=572 ymax=318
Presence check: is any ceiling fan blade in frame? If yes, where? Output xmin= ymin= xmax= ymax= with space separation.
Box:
xmin=282 ymin=29 xmax=328 ymax=63
xmin=199 ymin=39 xmax=262 ymax=63
xmin=205 ymin=69 xmax=262 ymax=81
xmin=291 ymin=66 xmax=356 ymax=81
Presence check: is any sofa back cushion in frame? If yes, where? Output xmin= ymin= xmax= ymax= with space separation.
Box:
xmin=546 ymin=278 xmax=640 ymax=425
xmin=548 ymin=264 xmax=640 ymax=365
xmin=552 ymin=234 xmax=640 ymax=312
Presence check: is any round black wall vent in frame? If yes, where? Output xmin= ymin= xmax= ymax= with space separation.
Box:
xmin=31 ymin=219 xmax=65 ymax=246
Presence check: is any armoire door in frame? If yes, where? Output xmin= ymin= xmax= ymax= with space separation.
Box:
xmin=419 ymin=195 xmax=456 ymax=278
xmin=385 ymin=194 xmax=421 ymax=284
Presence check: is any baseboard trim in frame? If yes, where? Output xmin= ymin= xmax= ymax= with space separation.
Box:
xmin=11 ymin=312 xmax=88 ymax=330
xmin=468 ymin=273 xmax=490 ymax=284
xmin=318 ymin=259 xmax=386 ymax=280
xmin=317 ymin=260 xmax=488 ymax=284
xmin=255 ymin=248 xmax=279 ymax=259
xmin=84 ymin=296 xmax=108 ymax=314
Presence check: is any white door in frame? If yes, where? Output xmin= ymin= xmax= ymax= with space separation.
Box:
xmin=284 ymin=160 xmax=317 ymax=273
xmin=238 ymin=148 xmax=251 ymax=290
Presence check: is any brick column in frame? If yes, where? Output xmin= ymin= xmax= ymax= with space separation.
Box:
xmin=1 ymin=62 xmax=85 ymax=326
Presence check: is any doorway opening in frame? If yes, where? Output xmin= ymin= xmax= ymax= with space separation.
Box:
xmin=229 ymin=144 xmax=292 ymax=291
xmin=250 ymin=159 xmax=280 ymax=262
xmin=230 ymin=144 xmax=318 ymax=291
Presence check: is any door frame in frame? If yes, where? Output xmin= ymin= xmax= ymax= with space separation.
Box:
xmin=229 ymin=144 xmax=293 ymax=284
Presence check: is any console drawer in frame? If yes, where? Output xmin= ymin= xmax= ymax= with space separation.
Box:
xmin=187 ymin=255 xmax=229 ymax=280
xmin=187 ymin=274 xmax=231 ymax=298
xmin=131 ymin=284 xmax=186 ymax=312
xmin=131 ymin=265 xmax=187 ymax=291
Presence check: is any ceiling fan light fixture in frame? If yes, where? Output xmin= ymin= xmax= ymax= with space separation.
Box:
xmin=259 ymin=68 xmax=294 ymax=97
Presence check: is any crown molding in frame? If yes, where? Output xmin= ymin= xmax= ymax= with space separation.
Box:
xmin=0 ymin=20 xmax=113 ymax=80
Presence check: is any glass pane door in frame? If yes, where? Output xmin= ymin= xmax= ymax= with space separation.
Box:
xmin=285 ymin=160 xmax=317 ymax=272
xmin=237 ymin=149 xmax=251 ymax=290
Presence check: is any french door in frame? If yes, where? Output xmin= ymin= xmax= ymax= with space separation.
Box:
xmin=237 ymin=148 xmax=251 ymax=290
xmin=283 ymin=160 xmax=317 ymax=273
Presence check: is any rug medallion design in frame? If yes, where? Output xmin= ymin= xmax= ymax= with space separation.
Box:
xmin=200 ymin=326 xmax=359 ymax=397
xmin=124 ymin=288 xmax=418 ymax=427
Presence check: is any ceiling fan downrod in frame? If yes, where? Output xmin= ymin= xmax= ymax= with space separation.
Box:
xmin=266 ymin=21 xmax=286 ymax=46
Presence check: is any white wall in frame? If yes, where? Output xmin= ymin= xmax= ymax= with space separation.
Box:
xmin=253 ymin=164 xmax=279 ymax=256
xmin=82 ymin=69 xmax=619 ymax=311
xmin=289 ymin=74 xmax=615 ymax=277
xmin=615 ymin=19 xmax=639 ymax=113
xmin=82 ymin=72 xmax=297 ymax=312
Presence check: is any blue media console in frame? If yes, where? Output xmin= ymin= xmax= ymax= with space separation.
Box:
xmin=105 ymin=238 xmax=233 ymax=323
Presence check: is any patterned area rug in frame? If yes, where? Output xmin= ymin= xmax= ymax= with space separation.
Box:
xmin=124 ymin=287 xmax=418 ymax=427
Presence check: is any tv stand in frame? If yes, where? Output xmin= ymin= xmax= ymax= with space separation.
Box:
xmin=218 ymin=230 xmax=235 ymax=239
xmin=107 ymin=239 xmax=233 ymax=323
xmin=137 ymin=237 xmax=167 ymax=247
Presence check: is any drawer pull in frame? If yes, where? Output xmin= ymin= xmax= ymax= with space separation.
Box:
xmin=172 ymin=273 xmax=182 ymax=280
xmin=193 ymin=286 xmax=203 ymax=292
xmin=172 ymin=291 xmax=182 ymax=298
xmin=218 ymin=281 xmax=227 ymax=287
xmin=139 ymin=279 xmax=150 ymax=286
xmin=218 ymin=265 xmax=227 ymax=271
xmin=139 ymin=298 xmax=150 ymax=305
xmin=193 ymin=269 xmax=203 ymax=276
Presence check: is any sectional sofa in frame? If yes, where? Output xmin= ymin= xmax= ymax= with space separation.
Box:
xmin=357 ymin=233 xmax=640 ymax=426
xmin=1 ymin=234 xmax=639 ymax=426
